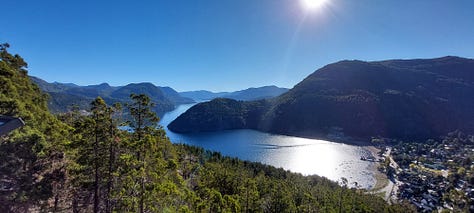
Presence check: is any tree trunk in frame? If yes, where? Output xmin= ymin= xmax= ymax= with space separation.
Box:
xmin=94 ymin=117 xmax=100 ymax=213
xmin=106 ymin=115 xmax=114 ymax=213
xmin=72 ymin=193 xmax=79 ymax=213
xmin=139 ymin=145 xmax=145 ymax=213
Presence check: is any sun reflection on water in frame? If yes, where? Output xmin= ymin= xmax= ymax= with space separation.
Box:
xmin=161 ymin=104 xmax=377 ymax=189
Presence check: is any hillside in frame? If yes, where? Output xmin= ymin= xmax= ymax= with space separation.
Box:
xmin=30 ymin=77 xmax=194 ymax=115
xmin=179 ymin=90 xmax=229 ymax=101
xmin=159 ymin=86 xmax=195 ymax=104
xmin=0 ymin=43 xmax=412 ymax=212
xmin=168 ymin=98 xmax=271 ymax=132
xmin=169 ymin=56 xmax=474 ymax=141
xmin=180 ymin=85 xmax=288 ymax=101
xmin=223 ymin=85 xmax=289 ymax=101
xmin=0 ymin=43 xmax=71 ymax=211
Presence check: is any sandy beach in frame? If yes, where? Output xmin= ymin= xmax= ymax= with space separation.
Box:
xmin=363 ymin=145 xmax=398 ymax=204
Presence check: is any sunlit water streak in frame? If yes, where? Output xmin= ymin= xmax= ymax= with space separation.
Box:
xmin=159 ymin=104 xmax=377 ymax=189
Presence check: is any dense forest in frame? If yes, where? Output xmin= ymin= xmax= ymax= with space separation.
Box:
xmin=169 ymin=57 xmax=474 ymax=142
xmin=0 ymin=43 xmax=413 ymax=212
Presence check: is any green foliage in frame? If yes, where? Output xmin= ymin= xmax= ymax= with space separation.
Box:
xmin=168 ymin=98 xmax=270 ymax=132
xmin=0 ymin=43 xmax=412 ymax=212
xmin=0 ymin=43 xmax=70 ymax=212
xmin=174 ymin=145 xmax=412 ymax=212
xmin=30 ymin=77 xmax=179 ymax=116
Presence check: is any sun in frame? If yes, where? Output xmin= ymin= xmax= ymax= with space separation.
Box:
xmin=302 ymin=0 xmax=328 ymax=10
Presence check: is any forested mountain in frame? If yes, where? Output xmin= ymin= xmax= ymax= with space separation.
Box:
xmin=179 ymin=90 xmax=230 ymax=101
xmin=108 ymin=82 xmax=175 ymax=115
xmin=30 ymin=77 xmax=194 ymax=115
xmin=0 ymin=43 xmax=412 ymax=212
xmin=30 ymin=76 xmax=80 ymax=92
xmin=223 ymin=85 xmax=289 ymax=101
xmin=159 ymin=86 xmax=195 ymax=105
xmin=180 ymin=85 xmax=289 ymax=101
xmin=169 ymin=56 xmax=474 ymax=141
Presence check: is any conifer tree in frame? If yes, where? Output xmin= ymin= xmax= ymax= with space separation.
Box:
xmin=68 ymin=97 xmax=120 ymax=212
xmin=0 ymin=43 xmax=417 ymax=213
xmin=126 ymin=94 xmax=159 ymax=213
xmin=105 ymin=103 xmax=122 ymax=213
xmin=90 ymin=97 xmax=108 ymax=213
xmin=0 ymin=43 xmax=69 ymax=212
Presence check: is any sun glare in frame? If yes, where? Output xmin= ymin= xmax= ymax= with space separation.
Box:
xmin=302 ymin=0 xmax=328 ymax=10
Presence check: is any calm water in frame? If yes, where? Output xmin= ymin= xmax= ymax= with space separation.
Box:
xmin=159 ymin=104 xmax=377 ymax=189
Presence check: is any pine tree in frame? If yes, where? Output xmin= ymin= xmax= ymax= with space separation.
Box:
xmin=67 ymin=97 xmax=121 ymax=212
xmin=90 ymin=97 xmax=108 ymax=213
xmin=0 ymin=43 xmax=70 ymax=211
xmin=126 ymin=93 xmax=159 ymax=213
xmin=1 ymin=43 xmax=416 ymax=213
xmin=105 ymin=103 xmax=122 ymax=213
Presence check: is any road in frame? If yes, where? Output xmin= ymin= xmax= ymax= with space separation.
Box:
xmin=370 ymin=147 xmax=399 ymax=204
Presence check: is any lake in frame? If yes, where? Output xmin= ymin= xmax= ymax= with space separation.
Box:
xmin=159 ymin=104 xmax=377 ymax=189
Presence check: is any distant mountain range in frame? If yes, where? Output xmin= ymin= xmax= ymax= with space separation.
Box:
xmin=30 ymin=77 xmax=194 ymax=116
xmin=31 ymin=77 xmax=288 ymax=116
xmin=169 ymin=56 xmax=474 ymax=141
xmin=180 ymin=85 xmax=289 ymax=101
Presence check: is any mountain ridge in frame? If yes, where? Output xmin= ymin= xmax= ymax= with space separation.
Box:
xmin=30 ymin=77 xmax=194 ymax=115
xmin=169 ymin=56 xmax=474 ymax=141
xmin=30 ymin=77 xmax=287 ymax=116
xmin=180 ymin=85 xmax=289 ymax=101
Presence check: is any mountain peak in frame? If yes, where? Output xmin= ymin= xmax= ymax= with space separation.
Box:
xmin=125 ymin=82 xmax=156 ymax=87
xmin=170 ymin=56 xmax=474 ymax=141
xmin=180 ymin=86 xmax=288 ymax=101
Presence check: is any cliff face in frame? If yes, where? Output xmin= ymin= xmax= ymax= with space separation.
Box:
xmin=169 ymin=56 xmax=474 ymax=140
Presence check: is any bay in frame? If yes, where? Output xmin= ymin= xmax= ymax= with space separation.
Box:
xmin=159 ymin=103 xmax=377 ymax=189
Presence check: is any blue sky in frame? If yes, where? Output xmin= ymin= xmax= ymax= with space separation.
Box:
xmin=2 ymin=0 xmax=474 ymax=92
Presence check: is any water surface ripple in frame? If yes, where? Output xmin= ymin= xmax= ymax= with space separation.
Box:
xmin=160 ymin=104 xmax=376 ymax=189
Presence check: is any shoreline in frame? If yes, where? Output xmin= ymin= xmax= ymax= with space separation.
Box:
xmin=363 ymin=145 xmax=398 ymax=203
xmin=167 ymin=120 xmax=391 ymax=193
xmin=364 ymin=146 xmax=388 ymax=190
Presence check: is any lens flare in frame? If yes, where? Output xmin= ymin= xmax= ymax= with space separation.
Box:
xmin=302 ymin=0 xmax=328 ymax=10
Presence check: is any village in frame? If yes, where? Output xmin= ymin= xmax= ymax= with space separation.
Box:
xmin=375 ymin=131 xmax=474 ymax=212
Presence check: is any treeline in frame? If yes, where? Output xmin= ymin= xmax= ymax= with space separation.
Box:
xmin=0 ymin=43 xmax=414 ymax=212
